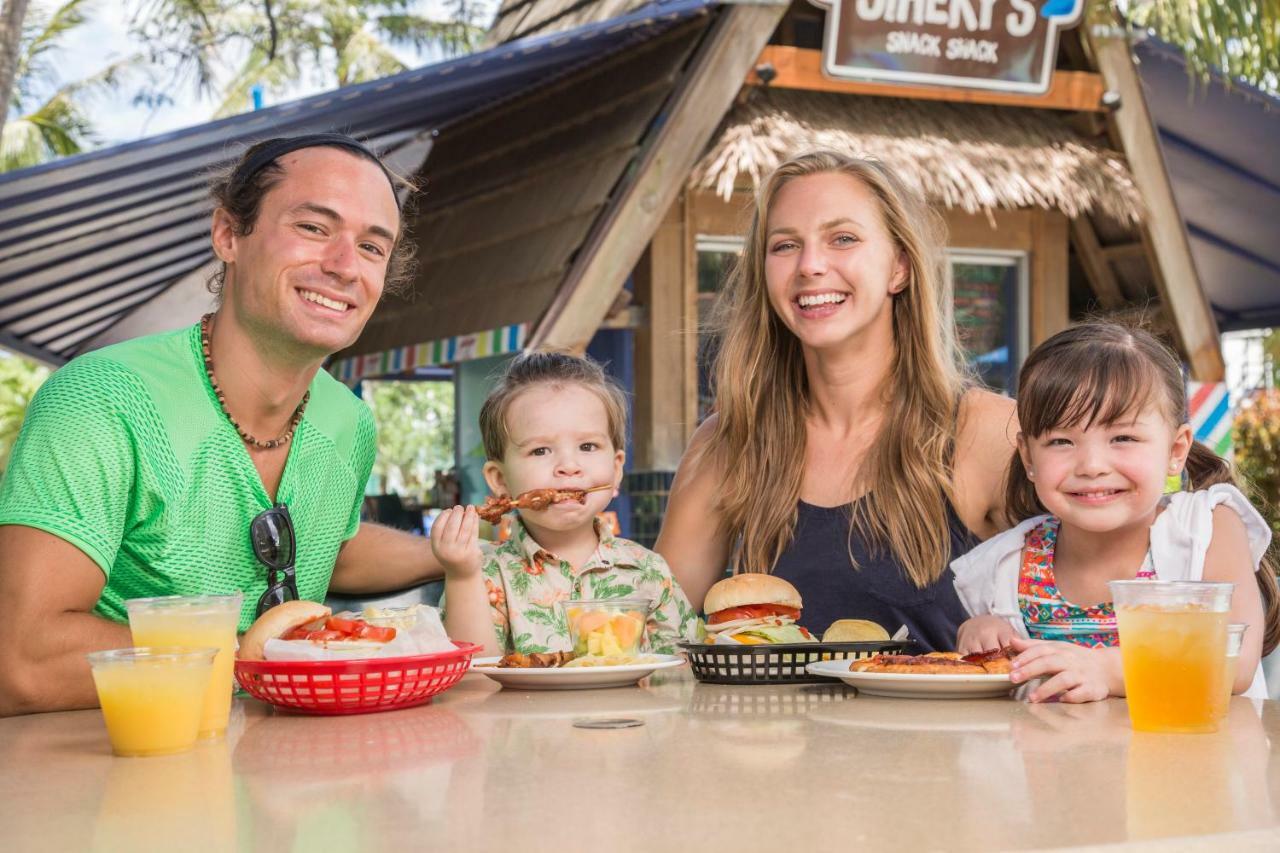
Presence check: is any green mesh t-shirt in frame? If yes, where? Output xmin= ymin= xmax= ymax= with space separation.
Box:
xmin=0 ymin=323 xmax=377 ymax=631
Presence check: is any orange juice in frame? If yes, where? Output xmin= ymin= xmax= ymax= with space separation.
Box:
xmin=1210 ymin=624 xmax=1249 ymax=725
xmin=126 ymin=594 xmax=242 ymax=739
xmin=1116 ymin=606 xmax=1228 ymax=733
xmin=88 ymin=648 xmax=216 ymax=756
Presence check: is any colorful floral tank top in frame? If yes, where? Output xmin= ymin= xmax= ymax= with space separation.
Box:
xmin=1017 ymin=518 xmax=1156 ymax=648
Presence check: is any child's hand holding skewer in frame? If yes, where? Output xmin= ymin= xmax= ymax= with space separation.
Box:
xmin=430 ymin=505 xmax=483 ymax=579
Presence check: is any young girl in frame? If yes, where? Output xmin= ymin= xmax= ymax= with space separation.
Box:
xmin=431 ymin=350 xmax=698 ymax=656
xmin=954 ymin=323 xmax=1278 ymax=703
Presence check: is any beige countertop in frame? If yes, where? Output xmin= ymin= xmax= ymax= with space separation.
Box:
xmin=2 ymin=665 xmax=1279 ymax=852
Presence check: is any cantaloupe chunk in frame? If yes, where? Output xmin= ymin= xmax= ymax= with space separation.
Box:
xmin=577 ymin=611 xmax=611 ymax=634
xmin=611 ymin=614 xmax=641 ymax=650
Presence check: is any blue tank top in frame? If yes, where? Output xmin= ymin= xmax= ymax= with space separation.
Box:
xmin=771 ymin=499 xmax=978 ymax=652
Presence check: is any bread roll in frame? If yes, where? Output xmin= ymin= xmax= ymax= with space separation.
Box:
xmin=238 ymin=600 xmax=331 ymax=661
xmin=703 ymin=574 xmax=802 ymax=614
xmin=821 ymin=619 xmax=891 ymax=642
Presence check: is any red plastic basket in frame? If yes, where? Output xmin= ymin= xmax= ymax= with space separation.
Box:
xmin=235 ymin=642 xmax=481 ymax=716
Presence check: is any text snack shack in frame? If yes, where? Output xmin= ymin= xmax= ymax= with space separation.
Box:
xmin=811 ymin=0 xmax=1085 ymax=92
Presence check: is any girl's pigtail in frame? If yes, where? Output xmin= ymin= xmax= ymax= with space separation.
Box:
xmin=1185 ymin=441 xmax=1280 ymax=656
xmin=1254 ymin=557 xmax=1280 ymax=657
xmin=1003 ymin=449 xmax=1045 ymax=525
xmin=1184 ymin=441 xmax=1234 ymax=489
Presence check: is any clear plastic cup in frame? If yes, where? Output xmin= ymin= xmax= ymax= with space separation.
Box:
xmin=1110 ymin=581 xmax=1233 ymax=733
xmin=1210 ymin=623 xmax=1250 ymax=725
xmin=562 ymin=598 xmax=649 ymax=658
xmin=87 ymin=647 xmax=218 ymax=757
xmin=125 ymin=594 xmax=243 ymax=739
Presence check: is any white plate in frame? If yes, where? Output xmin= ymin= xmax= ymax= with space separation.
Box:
xmin=468 ymin=655 xmax=685 ymax=690
xmin=805 ymin=659 xmax=1014 ymax=699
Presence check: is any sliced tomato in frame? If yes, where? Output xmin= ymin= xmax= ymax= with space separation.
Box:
xmin=281 ymin=626 xmax=312 ymax=641
xmin=353 ymin=624 xmax=396 ymax=642
xmin=707 ymin=604 xmax=800 ymax=625
xmin=303 ymin=629 xmax=345 ymax=642
xmin=325 ymin=616 xmax=363 ymax=636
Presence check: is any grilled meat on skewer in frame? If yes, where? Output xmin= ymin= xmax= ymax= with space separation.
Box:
xmin=476 ymin=485 xmax=610 ymax=524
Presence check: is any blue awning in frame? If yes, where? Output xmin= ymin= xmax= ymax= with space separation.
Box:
xmin=0 ymin=0 xmax=717 ymax=365
xmin=1135 ymin=37 xmax=1280 ymax=332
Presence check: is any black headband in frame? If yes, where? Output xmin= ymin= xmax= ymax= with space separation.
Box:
xmin=229 ymin=133 xmax=397 ymax=196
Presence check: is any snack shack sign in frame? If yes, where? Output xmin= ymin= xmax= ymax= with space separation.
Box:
xmin=809 ymin=0 xmax=1085 ymax=94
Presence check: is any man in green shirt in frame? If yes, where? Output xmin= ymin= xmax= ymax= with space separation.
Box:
xmin=0 ymin=134 xmax=445 ymax=715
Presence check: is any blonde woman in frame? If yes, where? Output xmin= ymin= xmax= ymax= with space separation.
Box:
xmin=656 ymin=151 xmax=1017 ymax=652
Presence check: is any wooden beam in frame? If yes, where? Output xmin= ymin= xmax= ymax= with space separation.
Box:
xmin=689 ymin=190 xmax=751 ymax=238
xmin=748 ymin=46 xmax=1107 ymax=113
xmin=1070 ymin=216 xmax=1126 ymax=310
xmin=633 ymin=195 xmax=699 ymax=470
xmin=598 ymin=306 xmax=648 ymax=330
xmin=1087 ymin=29 xmax=1223 ymax=380
xmin=1099 ymin=241 xmax=1146 ymax=264
xmin=1030 ymin=209 xmax=1070 ymax=346
xmin=942 ymin=208 xmax=1034 ymax=252
xmin=530 ymin=3 xmax=789 ymax=351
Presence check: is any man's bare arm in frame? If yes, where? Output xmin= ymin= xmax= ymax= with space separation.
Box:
xmin=328 ymin=522 xmax=444 ymax=595
xmin=0 ymin=526 xmax=130 ymax=716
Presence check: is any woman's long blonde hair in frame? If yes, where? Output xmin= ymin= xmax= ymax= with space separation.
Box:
xmin=705 ymin=150 xmax=969 ymax=586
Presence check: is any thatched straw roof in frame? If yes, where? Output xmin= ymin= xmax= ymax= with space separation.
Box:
xmin=692 ymin=88 xmax=1144 ymax=224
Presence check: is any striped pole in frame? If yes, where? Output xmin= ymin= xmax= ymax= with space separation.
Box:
xmin=1188 ymin=381 xmax=1233 ymax=460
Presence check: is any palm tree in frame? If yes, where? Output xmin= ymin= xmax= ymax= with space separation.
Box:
xmin=129 ymin=0 xmax=488 ymax=117
xmin=2 ymin=0 xmax=135 ymax=172
xmin=0 ymin=0 xmax=33 ymax=143
xmin=1116 ymin=0 xmax=1280 ymax=91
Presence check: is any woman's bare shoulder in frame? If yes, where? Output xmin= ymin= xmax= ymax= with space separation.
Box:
xmin=956 ymin=387 xmax=1017 ymax=451
xmin=674 ymin=414 xmax=721 ymax=478
xmin=953 ymin=388 xmax=1018 ymax=536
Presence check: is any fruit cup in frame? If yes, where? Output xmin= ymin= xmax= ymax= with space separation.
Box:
xmin=562 ymin=599 xmax=649 ymax=658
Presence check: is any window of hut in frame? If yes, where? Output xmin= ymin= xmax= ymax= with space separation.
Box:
xmin=949 ymin=251 xmax=1028 ymax=394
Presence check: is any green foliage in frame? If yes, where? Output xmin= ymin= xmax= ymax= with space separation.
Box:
xmin=1235 ymin=389 xmax=1280 ymax=534
xmin=1113 ymin=0 xmax=1280 ymax=93
xmin=128 ymin=1 xmax=488 ymax=117
xmin=362 ymin=379 xmax=454 ymax=501
xmin=1232 ymin=330 xmax=1280 ymax=535
xmin=2 ymin=0 xmax=138 ymax=172
xmin=0 ymin=353 xmax=51 ymax=475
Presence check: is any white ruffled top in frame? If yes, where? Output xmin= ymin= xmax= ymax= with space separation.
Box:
xmin=951 ymin=484 xmax=1273 ymax=699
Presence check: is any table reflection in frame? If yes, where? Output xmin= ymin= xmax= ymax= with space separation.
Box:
xmin=233 ymin=704 xmax=480 ymax=848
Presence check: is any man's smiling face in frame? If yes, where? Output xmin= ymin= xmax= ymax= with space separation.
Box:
xmin=215 ymin=146 xmax=400 ymax=358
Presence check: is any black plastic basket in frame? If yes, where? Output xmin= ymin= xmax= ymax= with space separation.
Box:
xmin=679 ymin=640 xmax=915 ymax=685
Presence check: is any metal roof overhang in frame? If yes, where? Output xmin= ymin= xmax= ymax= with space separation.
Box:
xmin=1136 ymin=37 xmax=1280 ymax=333
xmin=0 ymin=0 xmax=718 ymax=366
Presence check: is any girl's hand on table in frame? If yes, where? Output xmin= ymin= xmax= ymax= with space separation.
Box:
xmin=956 ymin=615 xmax=1018 ymax=655
xmin=430 ymin=506 xmax=483 ymax=579
xmin=1009 ymin=637 xmax=1122 ymax=704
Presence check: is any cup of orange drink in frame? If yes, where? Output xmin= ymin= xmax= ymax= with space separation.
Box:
xmin=126 ymin=593 xmax=243 ymax=739
xmin=563 ymin=599 xmax=648 ymax=658
xmin=1208 ymin=623 xmax=1249 ymax=725
xmin=87 ymin=647 xmax=217 ymax=756
xmin=1110 ymin=580 xmax=1232 ymax=734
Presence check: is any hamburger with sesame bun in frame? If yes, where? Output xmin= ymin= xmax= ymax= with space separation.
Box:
xmin=701 ymin=574 xmax=817 ymax=645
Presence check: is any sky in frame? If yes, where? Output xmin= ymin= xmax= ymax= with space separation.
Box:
xmin=34 ymin=0 xmax=499 ymax=148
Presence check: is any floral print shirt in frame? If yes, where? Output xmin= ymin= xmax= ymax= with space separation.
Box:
xmin=1018 ymin=517 xmax=1156 ymax=648
xmin=471 ymin=516 xmax=699 ymax=655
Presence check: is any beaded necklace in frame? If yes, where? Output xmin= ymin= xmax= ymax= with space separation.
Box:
xmin=200 ymin=313 xmax=309 ymax=450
